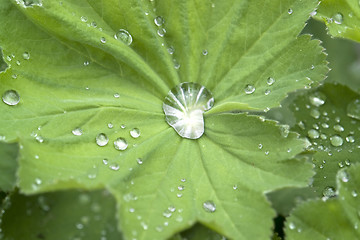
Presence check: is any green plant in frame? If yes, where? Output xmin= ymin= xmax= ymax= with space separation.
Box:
xmin=0 ymin=0 xmax=359 ymax=239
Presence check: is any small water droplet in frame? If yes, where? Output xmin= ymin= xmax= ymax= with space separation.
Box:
xmin=114 ymin=93 xmax=120 ymax=98
xmin=109 ymin=163 xmax=120 ymax=171
xmin=72 ymin=127 xmax=83 ymax=136
xmin=333 ymin=13 xmax=343 ymax=24
xmin=100 ymin=37 xmax=106 ymax=43
xmin=330 ymin=135 xmax=343 ymax=147
xmin=202 ymin=201 xmax=216 ymax=213
xmin=288 ymin=8 xmax=293 ymax=15
xmin=107 ymin=123 xmax=113 ymax=129
xmin=91 ymin=21 xmax=97 ymax=27
xmin=22 ymin=52 xmax=30 ymax=60
xmin=154 ymin=16 xmax=164 ymax=26
xmin=102 ymin=159 xmax=108 ymax=165
xmin=202 ymin=49 xmax=208 ymax=56
xmin=258 ymin=143 xmax=263 ymax=149
xmin=339 ymin=171 xmax=349 ymax=183
xmin=289 ymin=222 xmax=296 ymax=230
xmin=20 ymin=0 xmax=42 ymax=7
xmin=96 ymin=133 xmax=109 ymax=146
xmin=346 ymin=135 xmax=355 ymax=143
xmin=321 ymin=123 xmax=329 ymax=129
xmin=157 ymin=28 xmax=166 ymax=37
xmin=347 ymin=99 xmax=360 ymax=120
xmin=2 ymin=90 xmax=20 ymax=106
xmin=114 ymin=29 xmax=133 ymax=45
xmin=136 ymin=158 xmax=143 ymax=165
xmin=308 ymin=129 xmax=319 ymax=139
xmin=333 ymin=124 xmax=344 ymax=132
xmin=130 ymin=128 xmax=140 ymax=138
xmin=352 ymin=190 xmax=358 ymax=197
xmin=310 ymin=109 xmax=320 ymax=119
xmin=244 ymin=84 xmax=255 ymax=94
xmin=80 ymin=16 xmax=88 ymax=22
xmin=323 ymin=186 xmax=336 ymax=198
xmin=309 ymin=92 xmax=326 ymax=107
xmin=298 ymin=121 xmax=306 ymax=130
xmin=167 ymin=46 xmax=175 ymax=55
xmin=114 ymin=138 xmax=128 ymax=150
xmin=163 ymin=82 xmax=214 ymax=139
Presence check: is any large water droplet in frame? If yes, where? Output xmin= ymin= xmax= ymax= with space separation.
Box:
xmin=163 ymin=82 xmax=214 ymax=139
xmin=330 ymin=135 xmax=343 ymax=147
xmin=347 ymin=99 xmax=360 ymax=120
xmin=309 ymin=92 xmax=326 ymax=107
xmin=96 ymin=133 xmax=109 ymax=146
xmin=114 ymin=137 xmax=128 ymax=150
xmin=2 ymin=90 xmax=20 ymax=106
xmin=202 ymin=201 xmax=216 ymax=213
xmin=114 ymin=29 xmax=133 ymax=45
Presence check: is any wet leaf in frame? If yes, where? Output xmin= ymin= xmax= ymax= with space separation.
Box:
xmin=0 ymin=0 xmax=326 ymax=239
xmin=315 ymin=0 xmax=360 ymax=42
xmin=285 ymin=163 xmax=360 ymax=240
xmin=290 ymin=83 xmax=360 ymax=196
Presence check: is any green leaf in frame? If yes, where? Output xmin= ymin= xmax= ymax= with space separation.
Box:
xmin=302 ymin=19 xmax=360 ymax=92
xmin=289 ymin=83 xmax=360 ymax=196
xmin=0 ymin=189 xmax=122 ymax=240
xmin=0 ymin=0 xmax=326 ymax=239
xmin=109 ymin=113 xmax=313 ymax=239
xmin=0 ymin=142 xmax=18 ymax=192
xmin=284 ymin=163 xmax=360 ymax=240
xmin=315 ymin=0 xmax=360 ymax=42
xmin=181 ymin=224 xmax=225 ymax=240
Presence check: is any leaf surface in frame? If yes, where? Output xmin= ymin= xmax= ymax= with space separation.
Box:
xmin=285 ymin=163 xmax=360 ymax=240
xmin=0 ymin=0 xmax=326 ymax=239
xmin=0 ymin=143 xmax=18 ymax=192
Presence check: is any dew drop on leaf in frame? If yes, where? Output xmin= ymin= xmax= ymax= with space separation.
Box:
xmin=96 ymin=133 xmax=109 ymax=146
xmin=136 ymin=158 xmax=143 ymax=165
xmin=333 ymin=13 xmax=344 ymax=24
xmin=114 ymin=29 xmax=133 ymax=45
xmin=130 ymin=128 xmax=140 ymax=138
xmin=346 ymin=135 xmax=355 ymax=143
xmin=202 ymin=201 xmax=216 ymax=213
xmin=2 ymin=90 xmax=20 ymax=106
xmin=244 ymin=84 xmax=256 ymax=94
xmin=333 ymin=124 xmax=344 ymax=132
xmin=322 ymin=186 xmax=336 ymax=198
xmin=114 ymin=137 xmax=128 ymax=150
xmin=347 ymin=99 xmax=360 ymax=120
xmin=339 ymin=170 xmax=349 ymax=183
xmin=22 ymin=52 xmax=30 ymax=60
xmin=114 ymin=93 xmax=120 ymax=98
xmin=154 ymin=16 xmax=164 ymax=26
xmin=109 ymin=163 xmax=120 ymax=171
xmin=310 ymin=109 xmax=320 ymax=119
xmin=80 ymin=16 xmax=88 ymax=22
xmin=202 ymin=49 xmax=208 ymax=56
xmin=309 ymin=92 xmax=326 ymax=107
xmin=330 ymin=135 xmax=343 ymax=147
xmin=307 ymin=129 xmax=319 ymax=139
xmin=100 ymin=37 xmax=106 ymax=43
xmin=163 ymin=82 xmax=214 ymax=139
xmin=157 ymin=28 xmax=166 ymax=37
xmin=19 ymin=0 xmax=42 ymax=7
xmin=288 ymin=8 xmax=293 ymax=15
xmin=72 ymin=127 xmax=83 ymax=136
